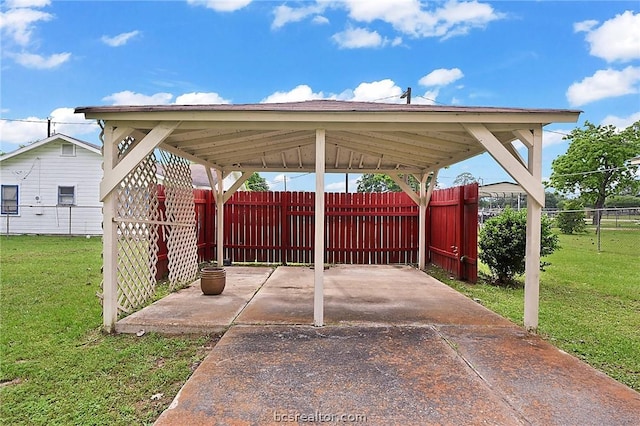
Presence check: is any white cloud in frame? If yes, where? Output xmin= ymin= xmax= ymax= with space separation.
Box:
xmin=0 ymin=117 xmax=51 ymax=146
xmin=419 ymin=68 xmax=464 ymax=86
xmin=187 ymin=0 xmax=252 ymax=12
xmin=0 ymin=6 xmax=53 ymax=46
xmin=1 ymin=1 xmax=75 ymax=71
xmin=101 ymin=30 xmax=140 ymax=47
xmin=273 ymin=4 xmax=325 ymax=29
xmin=312 ymin=15 xmax=329 ymax=25
xmin=0 ymin=108 xmax=98 ymax=148
xmin=102 ymin=91 xmax=173 ymax=105
xmin=325 ymin=177 xmax=359 ymax=192
xmin=101 ymin=90 xmax=230 ymax=106
xmin=275 ymin=0 xmax=502 ymax=41
xmin=49 ymin=107 xmax=101 ymax=137
xmin=566 ymin=66 xmax=640 ymax=106
xmin=332 ymin=27 xmax=385 ymax=49
xmin=259 ymin=78 xmax=416 ymax=104
xmin=600 ymin=112 xmax=640 ymax=130
xmin=5 ymin=0 xmax=50 ymax=7
xmin=269 ymin=173 xmax=287 ymax=189
xmin=573 ymin=19 xmax=598 ymax=33
xmin=174 ymin=92 xmax=231 ymax=104
xmin=261 ymin=85 xmax=326 ymax=103
xmin=542 ymin=130 xmax=570 ymax=148
xmin=579 ymin=11 xmax=640 ymax=62
xmin=13 ymin=52 xmax=70 ymax=69
xmin=351 ymin=79 xmax=404 ymax=102
xmin=412 ymin=89 xmax=440 ymax=105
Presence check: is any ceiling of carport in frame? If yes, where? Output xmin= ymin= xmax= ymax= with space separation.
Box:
xmin=77 ymin=100 xmax=581 ymax=177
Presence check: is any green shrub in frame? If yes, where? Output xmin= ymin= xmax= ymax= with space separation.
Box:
xmin=556 ymin=199 xmax=587 ymax=234
xmin=479 ymin=208 xmax=559 ymax=285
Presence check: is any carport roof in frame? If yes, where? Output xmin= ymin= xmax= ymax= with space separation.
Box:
xmin=76 ymin=100 xmax=580 ymax=176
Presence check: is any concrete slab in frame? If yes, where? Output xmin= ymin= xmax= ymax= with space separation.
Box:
xmin=126 ymin=264 xmax=639 ymax=425
xmin=154 ymin=325 xmax=525 ymax=425
xmin=155 ymin=324 xmax=640 ymax=426
xmin=437 ymin=325 xmax=640 ymax=426
xmin=115 ymin=266 xmax=273 ymax=334
xmin=237 ymin=265 xmax=513 ymax=326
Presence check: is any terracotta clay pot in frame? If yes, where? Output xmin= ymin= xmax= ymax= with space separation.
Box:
xmin=200 ymin=267 xmax=226 ymax=295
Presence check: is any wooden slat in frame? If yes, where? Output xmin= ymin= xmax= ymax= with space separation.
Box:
xmin=167 ymin=187 xmax=477 ymax=276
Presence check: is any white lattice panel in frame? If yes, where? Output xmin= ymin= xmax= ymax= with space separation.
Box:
xmin=113 ymin=137 xmax=159 ymax=313
xmin=160 ymin=151 xmax=199 ymax=289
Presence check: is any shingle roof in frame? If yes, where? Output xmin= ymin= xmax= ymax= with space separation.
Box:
xmin=76 ymin=99 xmax=580 ymax=115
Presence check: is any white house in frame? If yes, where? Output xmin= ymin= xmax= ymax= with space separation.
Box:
xmin=0 ymin=134 xmax=103 ymax=235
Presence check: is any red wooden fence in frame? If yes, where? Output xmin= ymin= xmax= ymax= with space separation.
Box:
xmin=427 ymin=183 xmax=478 ymax=282
xmin=156 ymin=184 xmax=478 ymax=281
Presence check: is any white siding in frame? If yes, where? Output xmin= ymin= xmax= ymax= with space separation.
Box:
xmin=0 ymin=140 xmax=103 ymax=235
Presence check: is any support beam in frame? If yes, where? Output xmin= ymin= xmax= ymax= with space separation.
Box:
xmin=425 ymin=169 xmax=439 ymax=207
xmin=102 ymin=126 xmax=119 ymax=332
xmin=524 ymin=126 xmax=544 ymax=331
xmin=216 ymin=169 xmax=225 ymax=266
xmin=418 ymin=174 xmax=428 ymax=270
xmin=100 ymin=121 xmax=179 ymax=201
xmin=513 ymin=129 xmax=534 ymax=149
xmin=205 ymin=167 xmax=216 ymax=197
xmin=160 ymin=142 xmax=224 ymax=172
xmin=505 ymin=142 xmax=527 ymax=168
xmin=463 ymin=123 xmax=544 ymax=206
xmin=111 ymin=126 xmax=134 ymax=145
xmin=314 ymin=129 xmax=326 ymax=327
xmin=388 ymin=173 xmax=419 ymax=205
xmin=418 ymin=170 xmax=439 ymax=270
xmin=223 ymin=171 xmax=254 ymax=203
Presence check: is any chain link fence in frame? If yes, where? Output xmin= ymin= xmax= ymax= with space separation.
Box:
xmin=1 ymin=204 xmax=103 ymax=236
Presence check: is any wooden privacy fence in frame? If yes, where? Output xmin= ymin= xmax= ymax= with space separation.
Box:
xmin=156 ymin=184 xmax=478 ymax=281
xmin=427 ymin=184 xmax=478 ymax=282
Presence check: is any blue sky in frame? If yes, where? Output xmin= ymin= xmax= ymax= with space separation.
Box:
xmin=1 ymin=0 xmax=639 ymax=191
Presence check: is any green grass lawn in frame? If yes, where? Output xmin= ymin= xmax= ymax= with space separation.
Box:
xmin=432 ymin=228 xmax=640 ymax=391
xmin=2 ymin=232 xmax=639 ymax=424
xmin=0 ymin=236 xmax=217 ymax=425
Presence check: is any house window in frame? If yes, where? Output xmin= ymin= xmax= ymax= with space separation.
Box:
xmin=1 ymin=185 xmax=19 ymax=215
xmin=61 ymin=143 xmax=76 ymax=156
xmin=58 ymin=186 xmax=75 ymax=206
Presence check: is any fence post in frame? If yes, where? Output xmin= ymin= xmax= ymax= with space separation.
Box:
xmin=281 ymin=191 xmax=290 ymax=264
xmin=456 ymin=186 xmax=464 ymax=279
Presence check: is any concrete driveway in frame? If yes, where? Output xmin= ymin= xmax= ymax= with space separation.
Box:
xmin=130 ymin=265 xmax=639 ymax=425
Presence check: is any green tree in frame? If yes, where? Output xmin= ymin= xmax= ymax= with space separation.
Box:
xmin=545 ymin=191 xmax=564 ymax=210
xmin=479 ymin=208 xmax=559 ymax=285
xmin=556 ymin=199 xmax=587 ymax=234
xmin=549 ymin=121 xmax=640 ymax=224
xmin=246 ymin=172 xmax=269 ymax=191
xmin=605 ymin=195 xmax=640 ymax=208
xmin=356 ymin=173 xmax=419 ymax=192
xmin=453 ymin=172 xmax=477 ymax=186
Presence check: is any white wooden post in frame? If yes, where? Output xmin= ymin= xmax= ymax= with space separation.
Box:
xmin=418 ymin=174 xmax=428 ymax=270
xmin=524 ymin=127 xmax=543 ymax=331
xmin=314 ymin=129 xmax=326 ymax=327
xmin=102 ymin=126 xmax=118 ymax=332
xmin=419 ymin=170 xmax=439 ymax=270
xmin=216 ymin=169 xmax=224 ymax=266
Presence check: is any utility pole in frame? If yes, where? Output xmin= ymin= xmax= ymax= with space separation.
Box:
xmin=400 ymin=87 xmax=411 ymax=104
xmin=47 ymin=118 xmax=52 ymax=137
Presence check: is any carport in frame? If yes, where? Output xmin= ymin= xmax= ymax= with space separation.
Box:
xmin=76 ymin=100 xmax=579 ymax=332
